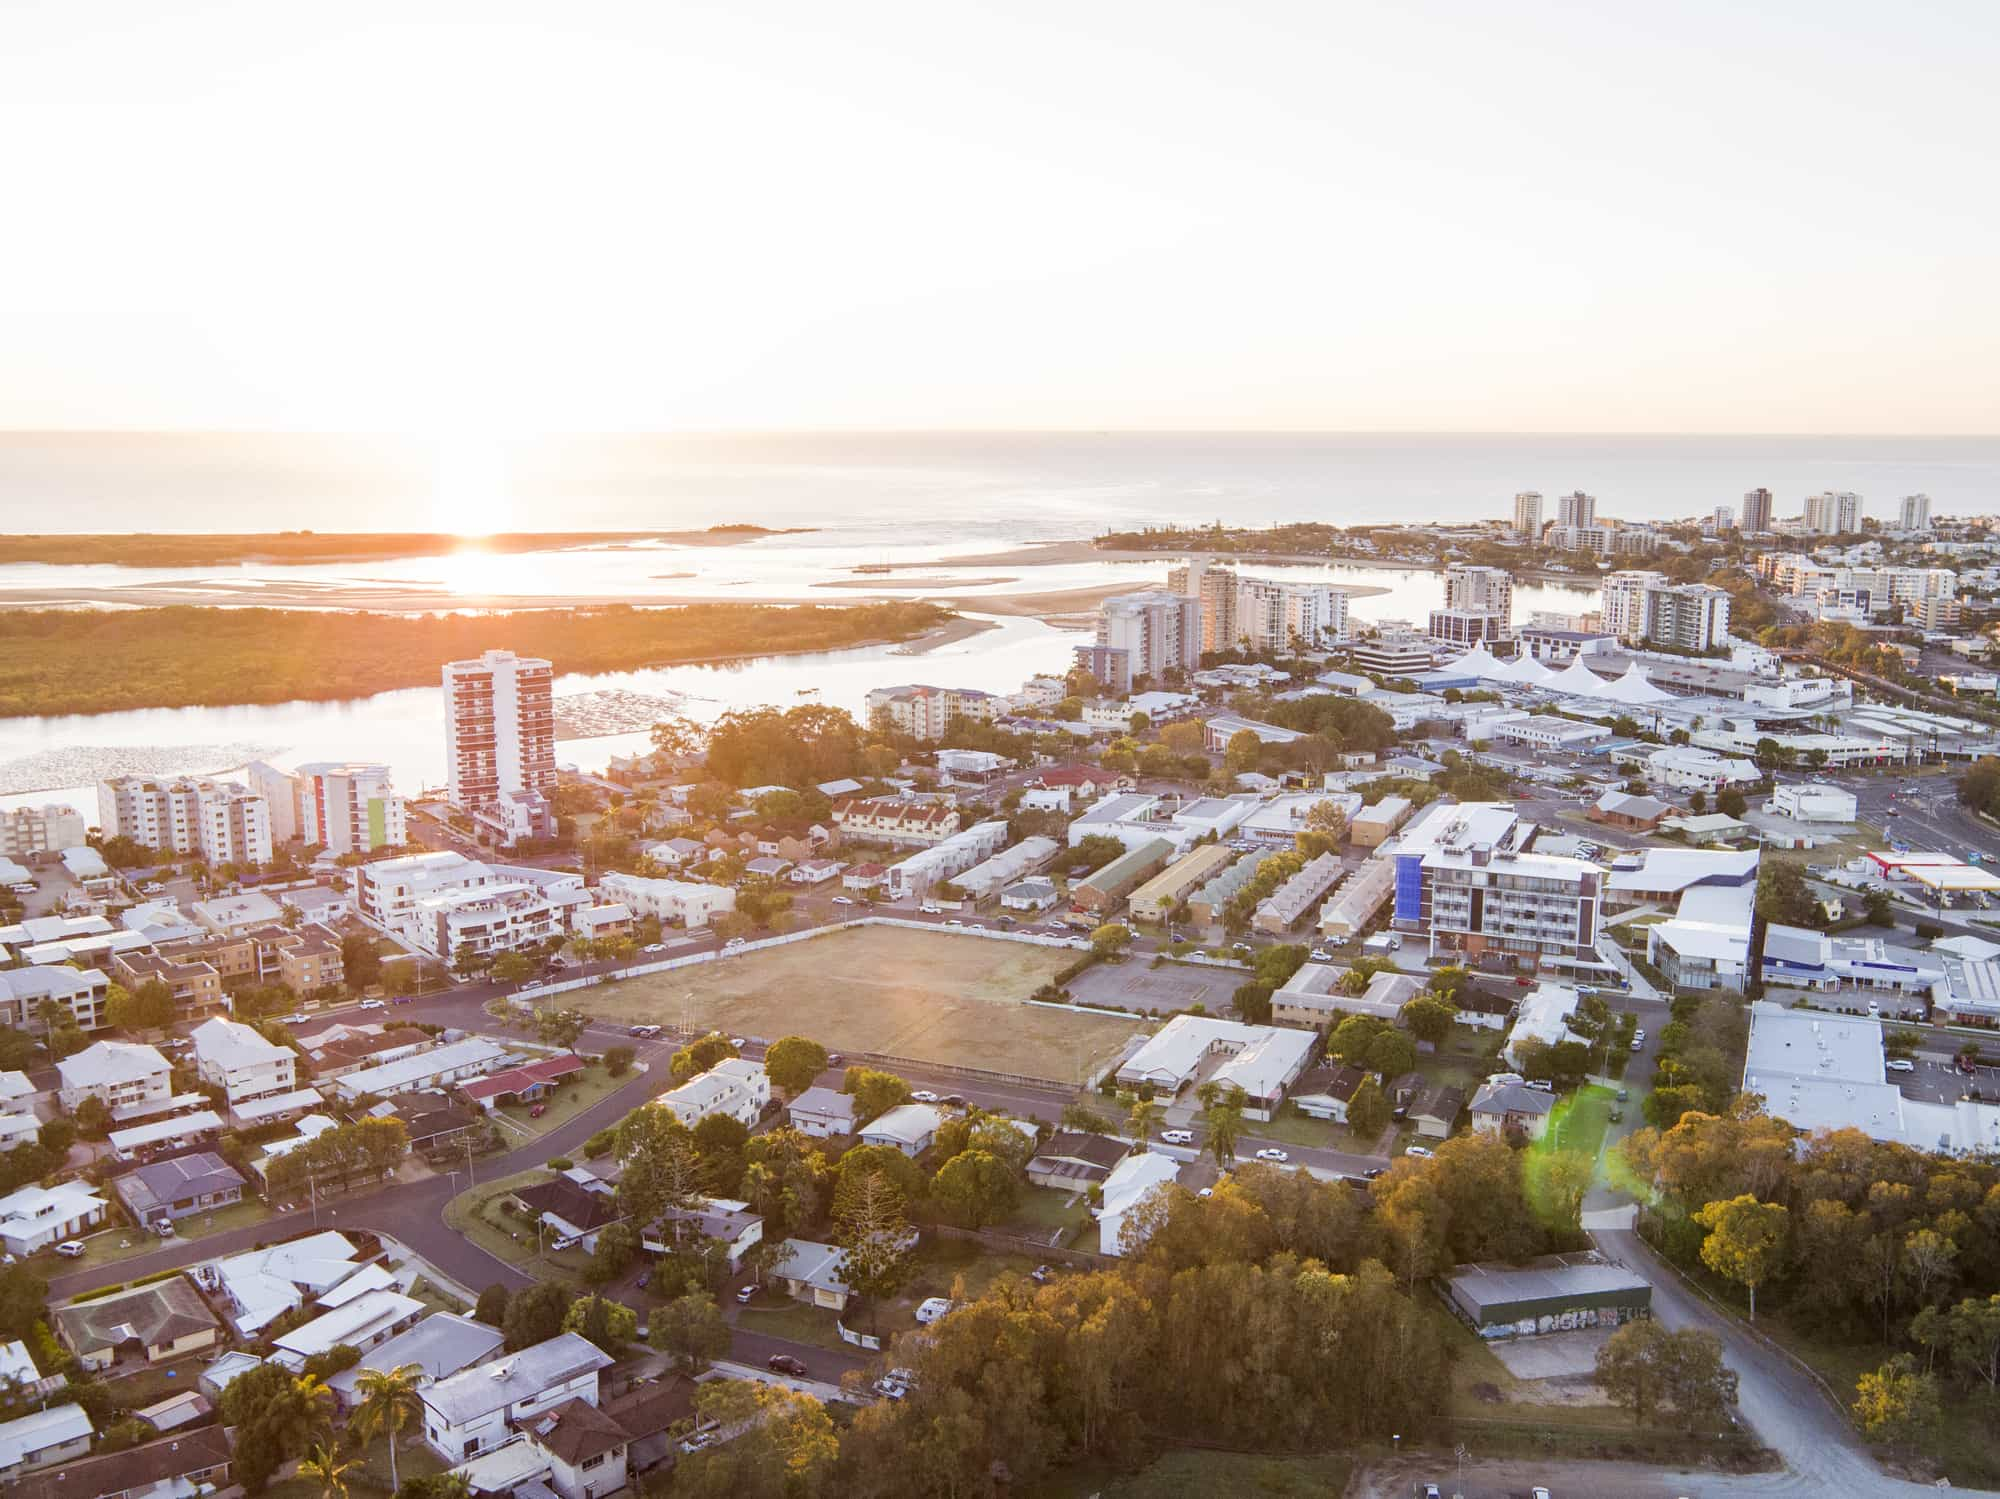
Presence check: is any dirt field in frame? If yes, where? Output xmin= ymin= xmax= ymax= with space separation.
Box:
xmin=595 ymin=926 xmax=1149 ymax=1083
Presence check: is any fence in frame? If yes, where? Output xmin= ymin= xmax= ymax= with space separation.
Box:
xmin=927 ymin=1221 xmax=1115 ymax=1268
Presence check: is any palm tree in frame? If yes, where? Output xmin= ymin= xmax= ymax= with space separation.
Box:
xmin=1198 ymin=1083 xmax=1245 ymax=1168
xmin=349 ymin=1363 xmax=425 ymax=1494
xmin=1120 ymin=1091 xmax=1164 ymax=1144
xmin=297 ymin=1443 xmax=353 ymax=1499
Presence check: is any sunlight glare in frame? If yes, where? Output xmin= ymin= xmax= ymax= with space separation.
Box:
xmin=430 ymin=430 xmax=513 ymax=538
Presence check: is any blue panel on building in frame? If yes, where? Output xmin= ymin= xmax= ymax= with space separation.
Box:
xmin=1394 ymin=853 xmax=1425 ymax=922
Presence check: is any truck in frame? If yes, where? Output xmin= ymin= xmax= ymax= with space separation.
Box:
xmin=1362 ymin=933 xmax=1402 ymax=954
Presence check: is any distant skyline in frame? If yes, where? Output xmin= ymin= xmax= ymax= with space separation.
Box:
xmin=2 ymin=1 xmax=1994 ymax=434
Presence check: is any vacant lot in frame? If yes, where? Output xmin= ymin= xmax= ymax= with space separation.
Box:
xmin=595 ymin=926 xmax=1148 ymax=1083
xmin=1066 ymin=957 xmax=1242 ymax=1015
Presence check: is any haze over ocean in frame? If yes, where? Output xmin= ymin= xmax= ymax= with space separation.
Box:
xmin=3 ymin=431 xmax=1997 ymax=543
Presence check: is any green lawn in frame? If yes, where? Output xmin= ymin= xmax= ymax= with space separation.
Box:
xmin=491 ymin=1059 xmax=627 ymax=1139
xmin=442 ymin=1168 xmax=592 ymax=1279
xmin=104 ymin=1352 xmax=210 ymax=1408
xmin=59 ymin=1198 xmax=277 ymax=1274
xmin=1004 ymin=1186 xmax=1090 ymax=1238
xmin=1024 ymin=1450 xmax=1354 ymax=1498
xmin=1546 ymin=1083 xmax=1617 ymax=1164
xmin=736 ymin=1298 xmax=852 ymax=1352
xmin=266 ymin=1435 xmax=448 ymax=1499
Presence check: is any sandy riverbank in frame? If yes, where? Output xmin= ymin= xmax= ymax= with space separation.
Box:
xmin=814 ymin=575 xmax=1017 ymax=589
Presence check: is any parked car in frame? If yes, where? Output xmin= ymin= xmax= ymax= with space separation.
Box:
xmin=768 ymin=1354 xmax=809 ymax=1376
xmin=915 ymin=1297 xmax=957 ymax=1325
xmin=735 ymin=1284 xmax=758 ymax=1304
xmin=1161 ymin=1128 xmax=1194 ymax=1145
xmin=1363 ymin=1166 xmax=1387 ymax=1180
xmin=282 ymin=1012 xmax=309 ymax=1025
xmin=723 ymin=937 xmax=747 ymax=950
xmin=53 ymin=1241 xmax=84 ymax=1258
xmin=730 ymin=1037 xmax=747 ymax=1049
xmin=873 ymin=1374 xmax=908 ymax=1400
xmin=392 ymin=996 xmax=414 ymax=1005
xmin=679 ymin=1430 xmax=718 ymax=1454
xmin=1887 ymin=1058 xmax=1916 ymax=1073
xmin=831 ymin=895 xmax=855 ymax=906
xmin=911 ymin=1090 xmax=941 ymax=1103
xmin=1254 ymin=1147 xmax=1289 ymax=1162
xmin=629 ymin=1024 xmax=661 ymax=1038
xmin=1030 ymin=1265 xmax=1056 ymax=1284
xmin=1404 ymin=1145 xmax=1434 ymax=1160
xmin=357 ymin=999 xmax=385 ymax=1011
xmin=529 ymin=1104 xmax=547 ymax=1118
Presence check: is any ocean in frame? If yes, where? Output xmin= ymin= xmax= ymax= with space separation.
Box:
xmin=4 ymin=430 xmax=1997 ymax=539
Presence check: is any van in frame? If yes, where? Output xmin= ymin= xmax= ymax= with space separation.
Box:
xmin=1887 ymin=1058 xmax=1916 ymax=1073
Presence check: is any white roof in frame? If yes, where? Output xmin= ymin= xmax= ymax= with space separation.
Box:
xmin=191 ymin=1016 xmax=292 ymax=1070
xmin=1119 ymin=1015 xmax=1315 ymax=1098
xmin=861 ymin=1103 xmax=943 ymax=1145
xmin=422 ymin=1333 xmax=613 ymax=1427
xmin=1100 ymin=1151 xmax=1181 ymax=1218
xmin=1506 ymin=985 xmax=1583 ymax=1054
xmin=58 ymin=1040 xmax=169 ymax=1091
xmin=788 ymin=1086 xmax=855 ymax=1121
xmin=770 ymin=1238 xmax=850 ymax=1295
xmin=1549 ymin=657 xmax=1615 ymax=696
xmin=108 ymin=1110 xmax=225 ymax=1153
xmin=230 ymin=1088 xmax=325 ymax=1123
xmin=316 ymin=1262 xmax=398 ymax=1308
xmin=0 ymin=1339 xmax=47 ymax=1391
xmin=334 ymin=1037 xmax=505 ymax=1099
xmin=1604 ymin=848 xmax=1759 ymax=895
xmin=1743 ymin=1002 xmax=1884 ymax=1087
xmin=272 ymin=1290 xmax=425 ymax=1368
xmin=0 ymin=1073 xmax=33 ymax=1103
xmin=1445 ymin=643 xmax=1505 ymax=679
xmin=216 ymin=1230 xmax=364 ymax=1331
xmin=191 ymin=891 xmax=284 ymax=929
xmin=1933 ymin=935 xmax=2000 ymax=961
xmin=0 ymin=1182 xmax=105 ymax=1235
xmin=1598 ymin=663 xmax=1674 ymax=705
xmin=0 ymin=1403 xmax=92 ymax=1468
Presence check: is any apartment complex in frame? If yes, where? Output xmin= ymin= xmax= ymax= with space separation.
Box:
xmin=443 ymin=650 xmax=556 ymax=845
xmin=97 ymin=777 xmax=272 ymax=867
xmin=1094 ymin=592 xmax=1201 ymax=682
xmin=595 ymin=873 xmax=736 ymax=930
xmin=189 ymin=1016 xmax=297 ymax=1106
xmin=1236 ymin=577 xmax=1350 ymax=652
xmin=1554 ymin=491 xmax=1597 ymax=530
xmin=0 ymin=805 xmax=85 ymax=859
xmin=1392 ymin=803 xmax=1602 ymax=970
xmin=1740 ymin=487 xmax=1774 ymax=533
xmin=1599 ymin=572 xmax=1732 ymax=653
xmin=1511 ymin=491 xmax=1544 ymax=538
xmin=1801 ymin=490 xmax=1863 ymax=535
xmin=830 ymin=797 xmax=960 ymax=845
xmin=863 ymin=684 xmax=1000 ymax=740
xmin=1898 ymin=493 xmax=1933 ymax=532
xmin=294 ymin=763 xmax=407 ymax=854
xmin=1165 ymin=560 xmax=1240 ymax=653
xmin=352 ymin=850 xmax=586 ymax=958
xmin=1429 ymin=563 xmax=1514 ymax=649
xmin=1756 ymin=555 xmax=1957 ymax=610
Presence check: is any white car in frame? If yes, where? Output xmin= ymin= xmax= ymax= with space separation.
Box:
xmin=915 ymin=1296 xmax=958 ymax=1325
xmin=911 ymin=1090 xmax=941 ymax=1103
xmin=1887 ymin=1058 xmax=1915 ymax=1073
xmin=723 ymin=937 xmax=747 ymax=950
xmin=357 ymin=999 xmax=384 ymax=1011
xmin=1254 ymin=1147 xmax=1289 ymax=1162
xmin=1161 ymin=1129 xmax=1194 ymax=1145
xmin=282 ymin=1012 xmax=310 ymax=1025
xmin=831 ymin=896 xmax=855 ymax=906
xmin=1309 ymin=950 xmax=1332 ymax=962
xmin=141 ymin=881 xmax=165 ymax=894
xmin=53 ymin=1241 xmax=85 ymax=1258
xmin=1404 ymin=1145 xmax=1434 ymax=1160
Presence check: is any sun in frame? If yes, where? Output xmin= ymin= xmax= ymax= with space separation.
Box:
xmin=428 ymin=429 xmax=515 ymax=538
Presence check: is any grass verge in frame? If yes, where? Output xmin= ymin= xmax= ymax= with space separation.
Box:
xmin=62 ymin=1199 xmax=276 ymax=1274
xmin=1023 ymin=1450 xmax=1354 ymax=1498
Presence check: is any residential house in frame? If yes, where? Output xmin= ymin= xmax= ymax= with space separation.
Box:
xmin=0 ymin=1339 xmax=63 ymax=1402
xmin=112 ymin=1152 xmax=246 ymax=1226
xmin=131 ymin=1391 xmax=211 ymax=1434
xmin=1001 ymin=876 xmax=1060 ymax=911
xmin=7 ymin=1424 xmax=232 ymax=1499
xmin=648 ymin=1198 xmax=764 ymax=1269
xmin=210 ymin=1229 xmax=373 ymax=1334
xmin=657 ymin=1057 xmax=769 ymax=1128
xmin=304 ymin=1024 xmax=435 ymax=1080
xmin=768 ymin=1239 xmax=853 ymax=1311
xmin=0 ymin=1405 xmax=93 ymax=1477
xmin=1271 ymin=964 xmax=1420 ymax=1029
xmin=1405 ymin=1080 xmax=1466 ymax=1139
xmin=54 ymin=1279 xmax=220 ymax=1370
xmin=420 ymin=1332 xmax=615 ymax=1464
xmin=595 ymin=873 xmax=736 ymax=931
xmin=858 ymin=1102 xmax=943 ymax=1156
xmin=106 ymin=1109 xmax=226 ymax=1163
xmin=331 ymin=1036 xmax=507 ymax=1103
xmin=1097 ymin=1152 xmax=1183 ymax=1259
xmin=1289 ymin=1064 xmax=1370 ymax=1123
xmin=533 ymin=1397 xmax=634 ymax=1499
xmin=1114 ymin=1016 xmax=1315 ymax=1121
xmin=1025 ymin=1132 xmax=1131 ymax=1191
xmin=56 ymin=1041 xmax=171 ymax=1114
xmin=1503 ymin=985 xmax=1587 ymax=1069
xmin=788 ymin=858 xmax=845 ymax=886
xmin=197 ymin=1350 xmax=266 ymax=1402
xmin=270 ymin=1287 xmax=427 ymax=1373
xmin=642 ymin=836 xmax=705 ymax=868
xmin=830 ymin=797 xmax=961 ymax=846
xmin=841 ymin=863 xmax=888 ymax=892
xmin=0 ymin=1183 xmax=107 ymax=1257
xmin=1349 ymin=797 xmax=1413 ymax=848
xmin=327 ymin=1311 xmax=505 ymax=1412
xmin=786 ymin=1086 xmax=857 ymax=1138
xmin=456 ymin=1053 xmax=585 ymax=1112
xmin=1469 ymin=1077 xmax=1556 ymax=1141
xmin=1590 ymin=791 xmax=1683 ymax=832
xmin=1253 ymin=853 xmax=1344 ymax=935
xmin=604 ymin=1378 xmax=697 ymax=1479
xmin=513 ymin=1169 xmax=627 ymax=1253
xmin=189 ymin=1015 xmax=297 ymax=1108
xmin=0 ymin=965 xmax=110 ymax=1034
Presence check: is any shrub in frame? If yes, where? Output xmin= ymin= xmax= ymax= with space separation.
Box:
xmin=547 ymin=1157 xmax=573 ymax=1171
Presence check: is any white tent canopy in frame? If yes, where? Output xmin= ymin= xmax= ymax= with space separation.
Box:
xmin=1549 ymin=657 xmax=1615 ymax=697
xmin=1598 ymin=663 xmax=1675 ymax=705
xmin=1445 ymin=644 xmax=1507 ymax=681
xmin=1494 ymin=654 xmax=1560 ymax=687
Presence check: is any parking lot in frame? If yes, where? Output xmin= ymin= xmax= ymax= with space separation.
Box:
xmin=1064 ymin=957 xmax=1246 ymax=1015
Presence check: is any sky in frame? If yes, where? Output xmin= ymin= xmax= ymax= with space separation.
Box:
xmin=1 ymin=0 xmax=1994 ymax=434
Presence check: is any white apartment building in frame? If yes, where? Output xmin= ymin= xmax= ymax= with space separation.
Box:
xmin=293 ymin=763 xmax=407 ymax=854
xmin=420 ymin=1333 xmax=613 ymax=1464
xmin=596 ymin=872 xmax=736 ymax=929
xmin=1443 ymin=565 xmax=1514 ymax=623
xmin=884 ymin=820 xmax=1010 ymax=899
xmin=97 ymin=777 xmax=272 ymax=866
xmin=1899 ymin=493 xmax=1933 ymax=532
xmin=1350 ymin=628 xmax=1434 ymax=676
xmin=1599 ymin=573 xmax=1732 ymax=653
xmin=1512 ymin=491 xmax=1544 ymax=538
xmin=656 ymin=1058 xmax=770 ymax=1128
xmin=1395 ymin=804 xmax=1603 ymax=971
xmin=443 ymin=649 xmax=556 ymax=831
xmin=1707 ymin=505 xmax=1734 ymax=535
xmin=1427 ymin=608 xmax=1509 ymax=649
xmin=354 ymin=852 xmax=500 ymax=933
xmin=1554 ymin=491 xmax=1597 ymax=530
xmin=863 ymin=684 xmax=1000 ymax=740
xmin=189 ymin=1017 xmax=297 ymax=1106
xmin=1740 ymin=487 xmax=1774 ymax=533
xmin=1095 ymin=592 xmax=1201 ymax=680
xmin=1166 ymin=560 xmax=1240 ymax=653
xmin=57 ymin=1041 xmax=172 ymax=1113
xmin=1546 ymin=523 xmax=1613 ymax=555
xmin=1801 ymin=490 xmax=1863 ymax=534
xmin=0 ymin=804 xmax=85 ymax=859
xmin=247 ymin=761 xmax=305 ymax=843
xmin=353 ymin=851 xmax=585 ymax=956
xmin=1236 ymin=577 xmax=1350 ymax=652
xmin=0 ymin=966 xmax=110 ymax=1033
xmin=1758 ymin=556 xmax=1956 ymax=610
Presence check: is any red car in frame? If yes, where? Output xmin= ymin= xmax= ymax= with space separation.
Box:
xmin=529 ymin=1103 xmax=547 ymax=1118
xmin=767 ymin=1354 xmax=808 ymax=1376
